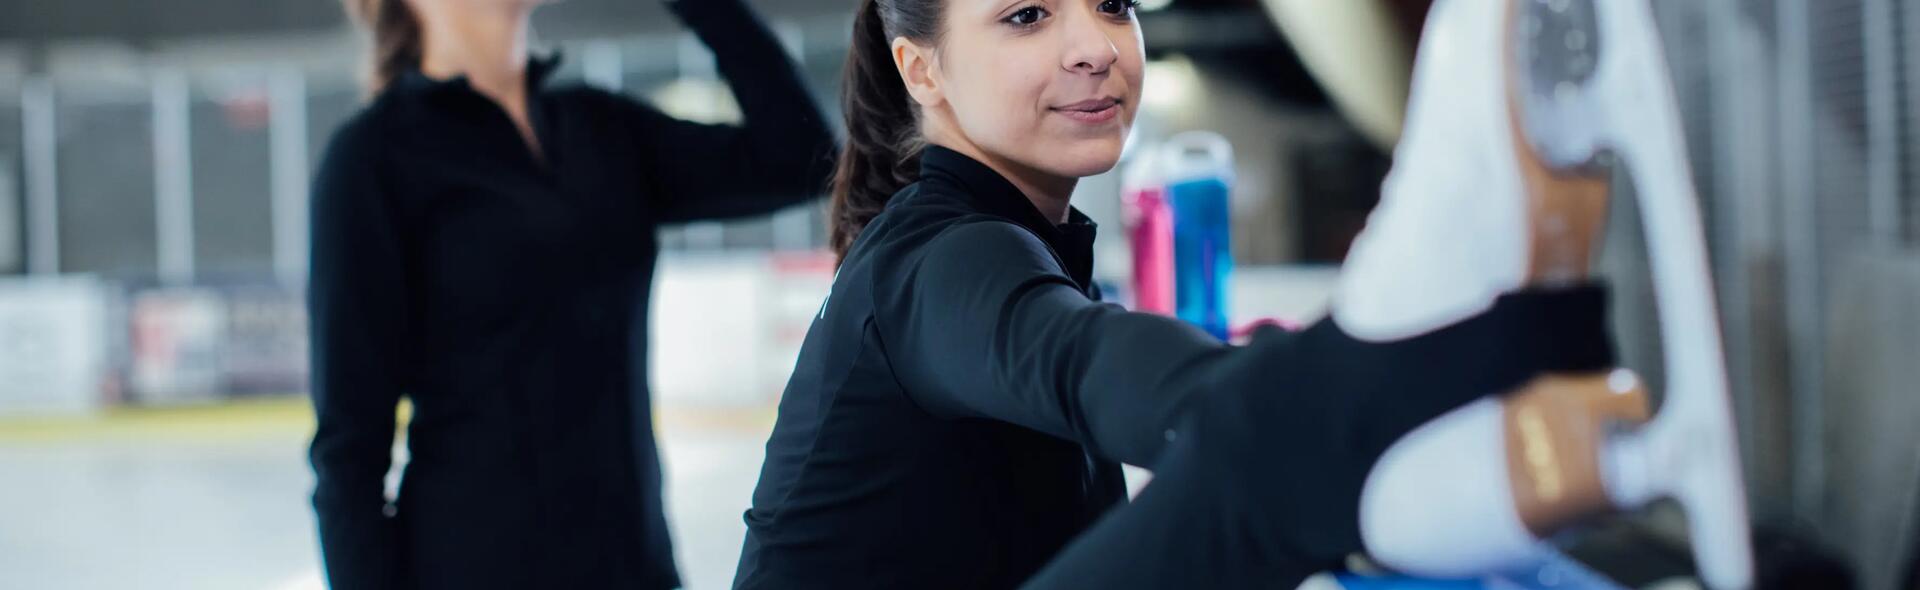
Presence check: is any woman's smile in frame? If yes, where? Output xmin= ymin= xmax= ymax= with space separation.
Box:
xmin=1051 ymin=96 xmax=1123 ymax=125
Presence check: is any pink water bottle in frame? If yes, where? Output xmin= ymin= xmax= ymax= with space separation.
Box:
xmin=1122 ymin=154 xmax=1174 ymax=315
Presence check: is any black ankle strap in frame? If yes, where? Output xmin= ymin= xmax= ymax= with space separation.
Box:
xmin=1492 ymin=283 xmax=1617 ymax=374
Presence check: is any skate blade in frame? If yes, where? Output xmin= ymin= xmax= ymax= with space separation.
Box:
xmin=1510 ymin=0 xmax=1756 ymax=586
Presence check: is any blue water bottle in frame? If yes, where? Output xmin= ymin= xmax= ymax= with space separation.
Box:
xmin=1162 ymin=132 xmax=1234 ymax=341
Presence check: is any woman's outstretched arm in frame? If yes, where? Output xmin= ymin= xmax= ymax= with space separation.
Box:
xmin=881 ymin=220 xmax=1614 ymax=470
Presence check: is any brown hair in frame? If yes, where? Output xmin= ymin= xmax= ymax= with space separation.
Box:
xmin=341 ymin=0 xmax=423 ymax=94
xmin=829 ymin=0 xmax=945 ymax=261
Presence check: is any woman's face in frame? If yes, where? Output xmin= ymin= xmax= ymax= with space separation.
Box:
xmin=902 ymin=0 xmax=1146 ymax=180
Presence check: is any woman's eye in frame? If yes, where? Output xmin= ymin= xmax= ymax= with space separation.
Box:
xmin=1006 ymin=6 xmax=1049 ymax=26
xmin=1097 ymin=0 xmax=1140 ymax=16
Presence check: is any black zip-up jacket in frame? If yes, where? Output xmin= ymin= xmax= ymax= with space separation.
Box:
xmin=305 ymin=1 xmax=835 ymax=588
xmin=734 ymin=145 xmax=1615 ymax=589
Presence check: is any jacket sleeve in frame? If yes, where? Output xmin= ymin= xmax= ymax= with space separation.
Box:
xmin=878 ymin=221 xmax=1232 ymax=467
xmin=620 ymin=0 xmax=837 ymax=223
xmin=307 ymin=122 xmax=409 ymax=590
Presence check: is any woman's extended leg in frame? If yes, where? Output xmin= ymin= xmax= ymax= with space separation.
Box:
xmin=1022 ymin=0 xmax=1750 ymax=587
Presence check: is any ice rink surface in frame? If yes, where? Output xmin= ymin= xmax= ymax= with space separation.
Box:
xmin=0 ymin=402 xmax=774 ymax=590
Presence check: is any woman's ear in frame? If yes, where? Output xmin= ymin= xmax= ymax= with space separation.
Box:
xmin=893 ymin=37 xmax=944 ymax=108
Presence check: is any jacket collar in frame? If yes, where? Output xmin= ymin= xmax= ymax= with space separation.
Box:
xmin=916 ymin=145 xmax=1100 ymax=290
xmin=393 ymin=51 xmax=564 ymax=98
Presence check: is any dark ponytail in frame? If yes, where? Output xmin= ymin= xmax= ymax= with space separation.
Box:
xmin=830 ymin=0 xmax=944 ymax=262
xmin=341 ymin=0 xmax=423 ymax=95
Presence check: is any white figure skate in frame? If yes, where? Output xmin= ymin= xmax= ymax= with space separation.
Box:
xmin=1335 ymin=0 xmax=1755 ymax=588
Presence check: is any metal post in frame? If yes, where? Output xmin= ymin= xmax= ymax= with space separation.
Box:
xmin=1866 ymin=0 xmax=1901 ymax=247
xmin=1907 ymin=0 xmax=1920 ymax=245
xmin=1775 ymin=0 xmax=1825 ymax=520
xmin=269 ymin=67 xmax=310 ymax=286
xmin=21 ymin=77 xmax=58 ymax=276
xmin=0 ymin=160 xmax=16 ymax=272
xmin=1706 ymin=0 xmax=1765 ymax=497
xmin=152 ymin=68 xmax=195 ymax=285
xmin=771 ymin=22 xmax=814 ymax=252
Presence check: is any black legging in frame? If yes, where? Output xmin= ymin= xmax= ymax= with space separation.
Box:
xmin=1024 ymin=287 xmax=1615 ymax=588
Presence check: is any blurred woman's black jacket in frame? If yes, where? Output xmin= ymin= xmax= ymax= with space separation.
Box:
xmin=305 ymin=1 xmax=834 ymax=587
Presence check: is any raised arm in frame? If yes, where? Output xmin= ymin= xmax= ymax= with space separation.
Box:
xmin=626 ymin=0 xmax=837 ymax=223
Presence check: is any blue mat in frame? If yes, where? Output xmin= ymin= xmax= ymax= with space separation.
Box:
xmin=1333 ymin=551 xmax=1625 ymax=590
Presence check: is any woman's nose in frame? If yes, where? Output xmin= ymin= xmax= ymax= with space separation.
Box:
xmin=1061 ymin=12 xmax=1120 ymax=75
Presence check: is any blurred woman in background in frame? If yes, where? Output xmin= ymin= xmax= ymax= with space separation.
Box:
xmin=307 ymin=0 xmax=834 ymax=587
